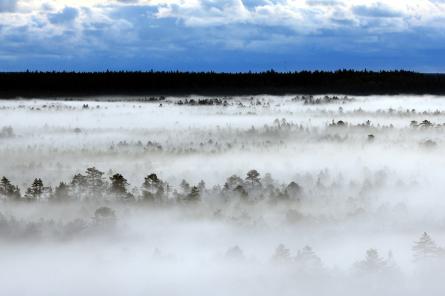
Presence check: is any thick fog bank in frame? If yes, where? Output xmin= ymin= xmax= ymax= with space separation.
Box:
xmin=1 ymin=95 xmax=445 ymax=295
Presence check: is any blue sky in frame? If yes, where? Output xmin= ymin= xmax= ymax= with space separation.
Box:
xmin=0 ymin=0 xmax=444 ymax=72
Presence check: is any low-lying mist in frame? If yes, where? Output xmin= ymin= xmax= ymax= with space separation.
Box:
xmin=1 ymin=95 xmax=445 ymax=295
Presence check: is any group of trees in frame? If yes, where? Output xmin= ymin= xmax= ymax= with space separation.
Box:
xmin=0 ymin=168 xmax=303 ymax=203
xmin=293 ymin=95 xmax=353 ymax=105
xmin=354 ymin=232 xmax=445 ymax=273
xmin=354 ymin=232 xmax=445 ymax=272
xmin=272 ymin=244 xmax=323 ymax=270
xmin=266 ymin=232 xmax=445 ymax=273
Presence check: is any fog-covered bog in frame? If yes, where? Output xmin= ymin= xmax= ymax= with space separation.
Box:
xmin=1 ymin=95 xmax=445 ymax=296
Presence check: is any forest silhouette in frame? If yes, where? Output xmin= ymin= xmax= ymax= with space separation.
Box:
xmin=0 ymin=70 xmax=445 ymax=98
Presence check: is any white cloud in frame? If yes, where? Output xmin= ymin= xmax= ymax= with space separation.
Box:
xmin=151 ymin=0 xmax=445 ymax=33
xmin=1 ymin=1 xmax=444 ymax=33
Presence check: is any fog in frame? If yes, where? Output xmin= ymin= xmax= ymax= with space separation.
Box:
xmin=1 ymin=95 xmax=445 ymax=295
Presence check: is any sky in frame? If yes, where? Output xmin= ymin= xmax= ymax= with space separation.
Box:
xmin=0 ymin=0 xmax=444 ymax=72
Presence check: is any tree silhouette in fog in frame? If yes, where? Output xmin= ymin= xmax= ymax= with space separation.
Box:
xmin=142 ymin=173 xmax=165 ymax=202
xmin=413 ymin=232 xmax=444 ymax=261
xmin=25 ymin=178 xmax=49 ymax=201
xmin=53 ymin=182 xmax=70 ymax=201
xmin=110 ymin=173 xmax=133 ymax=200
xmin=295 ymin=246 xmax=323 ymax=270
xmin=185 ymin=186 xmax=201 ymax=202
xmin=273 ymin=244 xmax=291 ymax=263
xmin=355 ymin=249 xmax=388 ymax=273
xmin=246 ymin=170 xmax=261 ymax=187
xmin=85 ymin=167 xmax=106 ymax=196
xmin=0 ymin=177 xmax=20 ymax=200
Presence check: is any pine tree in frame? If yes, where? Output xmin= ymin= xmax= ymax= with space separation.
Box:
xmin=295 ymin=246 xmax=322 ymax=270
xmin=71 ymin=173 xmax=87 ymax=188
xmin=413 ymin=232 xmax=442 ymax=261
xmin=224 ymin=175 xmax=243 ymax=191
xmin=0 ymin=176 xmax=11 ymax=196
xmin=70 ymin=173 xmax=87 ymax=200
xmin=355 ymin=249 xmax=387 ymax=273
xmin=109 ymin=173 xmax=128 ymax=195
xmin=285 ymin=182 xmax=302 ymax=199
xmin=25 ymin=178 xmax=44 ymax=200
xmin=245 ymin=170 xmax=261 ymax=186
xmin=142 ymin=173 xmax=165 ymax=202
xmin=52 ymin=182 xmax=70 ymax=201
xmin=273 ymin=244 xmax=291 ymax=262
xmin=186 ymin=186 xmax=200 ymax=202
xmin=143 ymin=173 xmax=162 ymax=193
xmin=198 ymin=180 xmax=206 ymax=191
xmin=85 ymin=167 xmax=105 ymax=197
xmin=180 ymin=179 xmax=191 ymax=193
xmin=0 ymin=176 xmax=21 ymax=200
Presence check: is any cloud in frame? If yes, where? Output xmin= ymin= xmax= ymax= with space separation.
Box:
xmin=352 ymin=3 xmax=403 ymax=18
xmin=155 ymin=0 xmax=251 ymax=26
xmin=48 ymin=7 xmax=79 ymax=24
xmin=151 ymin=0 xmax=445 ymax=33
xmin=0 ymin=0 xmax=17 ymax=12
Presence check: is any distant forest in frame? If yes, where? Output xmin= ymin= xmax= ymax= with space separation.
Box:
xmin=0 ymin=70 xmax=445 ymax=98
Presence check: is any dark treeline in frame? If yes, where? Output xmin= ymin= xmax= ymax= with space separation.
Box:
xmin=1 ymin=70 xmax=445 ymax=98
xmin=0 ymin=168 xmax=302 ymax=204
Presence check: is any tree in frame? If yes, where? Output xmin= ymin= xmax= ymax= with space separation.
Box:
xmin=85 ymin=167 xmax=106 ymax=196
xmin=413 ymin=232 xmax=443 ymax=261
xmin=109 ymin=173 xmax=128 ymax=195
xmin=234 ymin=184 xmax=248 ymax=200
xmin=245 ymin=170 xmax=261 ymax=186
xmin=185 ymin=186 xmax=200 ymax=202
xmin=0 ymin=126 xmax=14 ymax=138
xmin=0 ymin=176 xmax=21 ymax=200
xmin=273 ymin=244 xmax=291 ymax=263
xmin=71 ymin=173 xmax=87 ymax=188
xmin=142 ymin=174 xmax=162 ymax=192
xmin=419 ymin=120 xmax=433 ymax=128
xmin=198 ymin=180 xmax=206 ymax=191
xmin=52 ymin=182 xmax=70 ymax=201
xmin=25 ymin=178 xmax=44 ymax=200
xmin=94 ymin=206 xmax=116 ymax=225
xmin=70 ymin=173 xmax=87 ymax=200
xmin=143 ymin=173 xmax=162 ymax=193
xmin=224 ymin=175 xmax=243 ymax=191
xmin=180 ymin=179 xmax=191 ymax=193
xmin=285 ymin=182 xmax=302 ymax=199
xmin=142 ymin=173 xmax=165 ymax=202
xmin=262 ymin=173 xmax=274 ymax=187
xmin=355 ymin=249 xmax=387 ymax=273
xmin=295 ymin=246 xmax=322 ymax=269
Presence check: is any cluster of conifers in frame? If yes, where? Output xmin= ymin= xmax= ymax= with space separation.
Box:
xmin=0 ymin=168 xmax=303 ymax=203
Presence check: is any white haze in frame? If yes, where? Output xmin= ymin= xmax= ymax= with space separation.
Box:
xmin=1 ymin=95 xmax=445 ymax=296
